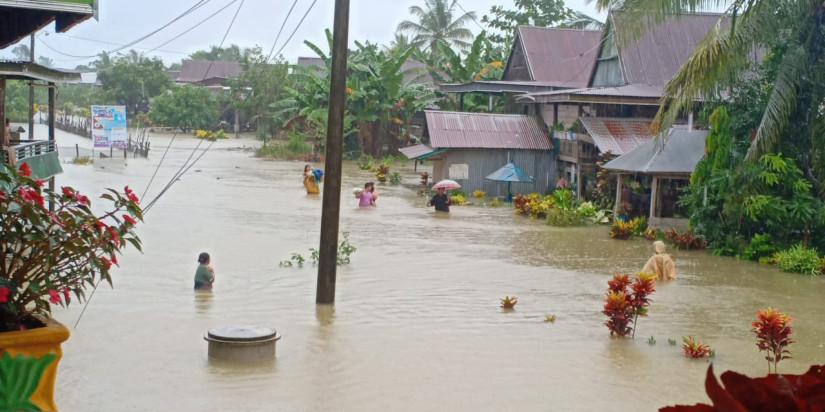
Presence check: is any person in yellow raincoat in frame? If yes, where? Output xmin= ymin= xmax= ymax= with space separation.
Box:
xmin=642 ymin=241 xmax=676 ymax=280
xmin=303 ymin=164 xmax=323 ymax=194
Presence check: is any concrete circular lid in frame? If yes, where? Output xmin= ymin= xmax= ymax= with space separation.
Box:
xmin=207 ymin=325 xmax=278 ymax=342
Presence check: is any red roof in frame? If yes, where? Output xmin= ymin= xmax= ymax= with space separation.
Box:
xmin=579 ymin=117 xmax=655 ymax=155
xmin=425 ymin=111 xmax=552 ymax=150
xmin=512 ymin=27 xmax=602 ymax=88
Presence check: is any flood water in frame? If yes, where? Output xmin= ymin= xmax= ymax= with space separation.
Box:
xmin=44 ymin=127 xmax=825 ymax=411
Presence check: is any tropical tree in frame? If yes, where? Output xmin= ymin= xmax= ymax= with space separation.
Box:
xmin=91 ymin=51 xmax=114 ymax=71
xmin=148 ymin=85 xmax=216 ymax=132
xmin=482 ymin=0 xmax=576 ymax=45
xmin=36 ymin=56 xmax=54 ymax=68
xmin=421 ymin=32 xmax=506 ymax=111
xmin=97 ymin=51 xmax=171 ymax=114
xmin=189 ymin=44 xmax=248 ymax=61
xmin=227 ymin=46 xmax=292 ymax=142
xmin=397 ymin=0 xmax=477 ymax=55
xmin=11 ymin=44 xmax=31 ymax=61
xmin=598 ymin=0 xmax=825 ymax=189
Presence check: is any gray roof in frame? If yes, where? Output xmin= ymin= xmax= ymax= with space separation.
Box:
xmin=295 ymin=57 xmax=433 ymax=85
xmin=601 ymin=127 xmax=708 ymax=174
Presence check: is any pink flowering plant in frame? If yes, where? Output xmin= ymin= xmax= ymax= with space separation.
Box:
xmin=0 ymin=163 xmax=142 ymax=332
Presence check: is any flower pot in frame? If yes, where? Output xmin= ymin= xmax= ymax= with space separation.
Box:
xmin=0 ymin=318 xmax=70 ymax=411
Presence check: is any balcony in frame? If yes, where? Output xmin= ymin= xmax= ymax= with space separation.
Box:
xmin=3 ymin=140 xmax=62 ymax=179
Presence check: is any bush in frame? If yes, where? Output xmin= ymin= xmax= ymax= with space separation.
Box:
xmin=489 ymin=198 xmax=503 ymax=207
xmin=286 ymin=132 xmax=312 ymax=154
xmin=450 ymin=194 xmax=467 ymax=205
xmin=775 ymin=244 xmax=821 ymax=275
xmin=546 ymin=208 xmax=585 ymax=227
xmin=472 ymin=190 xmax=486 ymax=198
xmin=389 ymin=172 xmax=401 ymax=185
xmin=741 ymin=233 xmax=778 ymax=261
xmin=664 ymin=228 xmax=707 ymax=250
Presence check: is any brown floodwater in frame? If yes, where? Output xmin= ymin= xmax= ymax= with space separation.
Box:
xmin=48 ymin=131 xmax=825 ymax=411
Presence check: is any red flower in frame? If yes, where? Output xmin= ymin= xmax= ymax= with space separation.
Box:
xmin=49 ymin=289 xmax=61 ymax=304
xmin=61 ymin=286 xmax=71 ymax=304
xmin=0 ymin=286 xmax=10 ymax=303
xmin=122 ymin=214 xmax=137 ymax=225
xmin=124 ymin=186 xmax=139 ymax=203
xmin=95 ymin=220 xmax=107 ymax=229
xmin=110 ymin=254 xmax=118 ymax=266
xmin=0 ymin=189 xmax=4 ymax=201
xmin=18 ymin=187 xmax=44 ymax=206
xmin=100 ymin=256 xmax=112 ymax=269
xmin=76 ymin=194 xmax=89 ymax=205
xmin=61 ymin=186 xmax=73 ymax=196
xmin=19 ymin=162 xmax=31 ymax=177
xmin=35 ymin=177 xmax=44 ymax=187
xmin=107 ymin=226 xmax=120 ymax=245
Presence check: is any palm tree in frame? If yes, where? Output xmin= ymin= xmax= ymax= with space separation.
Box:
xmin=397 ymin=0 xmax=477 ymax=55
xmin=597 ymin=0 xmax=825 ymax=169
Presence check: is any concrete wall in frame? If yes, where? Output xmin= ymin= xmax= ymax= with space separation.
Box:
xmin=438 ymin=148 xmax=557 ymax=197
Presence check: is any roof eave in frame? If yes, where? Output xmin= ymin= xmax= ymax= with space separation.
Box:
xmin=0 ymin=62 xmax=82 ymax=83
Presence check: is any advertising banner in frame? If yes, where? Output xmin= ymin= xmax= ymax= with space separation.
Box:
xmin=91 ymin=105 xmax=128 ymax=149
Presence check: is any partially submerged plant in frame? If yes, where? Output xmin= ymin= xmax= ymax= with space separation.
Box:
xmin=280 ymin=232 xmax=357 ymax=268
xmin=682 ymin=336 xmax=713 ymax=358
xmin=648 ymin=336 xmax=656 ymax=345
xmin=752 ymin=307 xmax=794 ymax=374
xmin=472 ymin=190 xmax=485 ymax=198
xmin=668 ymin=338 xmax=677 ymax=346
xmin=664 ymin=228 xmax=707 ymax=250
xmin=544 ymin=314 xmax=556 ymax=323
xmin=500 ymin=296 xmax=518 ymax=309
xmin=602 ymin=272 xmax=656 ymax=338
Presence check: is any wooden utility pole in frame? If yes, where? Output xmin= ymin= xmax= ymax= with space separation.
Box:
xmin=316 ymin=0 xmax=350 ymax=304
xmin=29 ymin=34 xmax=35 ymax=140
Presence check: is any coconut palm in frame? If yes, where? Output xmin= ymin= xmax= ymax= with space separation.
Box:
xmin=397 ymin=0 xmax=477 ymax=55
xmin=596 ymin=0 xmax=825 ymax=168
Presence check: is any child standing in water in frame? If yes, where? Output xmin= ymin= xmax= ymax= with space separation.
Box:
xmin=194 ymin=252 xmax=215 ymax=290
xmin=357 ymin=182 xmax=376 ymax=206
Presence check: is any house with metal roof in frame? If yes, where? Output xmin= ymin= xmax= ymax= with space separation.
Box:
xmin=439 ymin=27 xmax=602 ymax=112
xmin=399 ymin=110 xmax=556 ymax=197
xmin=601 ymin=127 xmax=708 ymax=229
xmin=514 ymin=12 xmax=741 ymax=199
xmin=173 ymin=60 xmax=244 ymax=92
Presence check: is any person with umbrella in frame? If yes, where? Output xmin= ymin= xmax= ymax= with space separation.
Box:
xmin=428 ymin=179 xmax=459 ymax=212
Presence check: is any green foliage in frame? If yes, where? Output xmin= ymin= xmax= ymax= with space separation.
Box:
xmin=0 ymin=351 xmax=57 ymax=411
xmin=481 ymin=0 xmax=579 ymax=45
xmin=188 ymin=44 xmax=249 ymax=61
xmin=149 ymin=85 xmax=216 ymax=131
xmin=648 ymin=336 xmax=656 ymax=345
xmin=396 ymin=0 xmax=476 ymax=54
xmin=228 ymin=47 xmax=292 ymax=140
xmin=71 ymin=156 xmax=93 ymax=165
xmin=389 ymin=172 xmax=402 ymax=185
xmin=280 ymin=232 xmax=357 ymax=267
xmin=775 ymin=244 xmax=821 ymax=275
xmin=97 ymin=51 xmax=171 ymax=112
xmin=545 ymin=207 xmax=585 ymax=227
xmin=357 ymin=154 xmax=375 ymax=170
xmin=609 ymin=216 xmax=646 ymax=239
xmin=741 ymin=233 xmax=778 ymax=261
xmin=489 ymin=198 xmax=503 ymax=207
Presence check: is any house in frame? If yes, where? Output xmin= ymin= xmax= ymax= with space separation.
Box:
xmin=601 ymin=127 xmax=708 ymax=230
xmin=439 ymin=27 xmax=602 ymax=112
xmin=173 ymin=60 xmax=244 ymax=93
xmin=399 ymin=110 xmax=555 ymax=196
xmin=516 ymin=12 xmax=735 ymax=198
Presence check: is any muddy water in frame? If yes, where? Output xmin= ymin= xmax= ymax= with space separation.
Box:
xmin=47 ymin=130 xmax=825 ymax=411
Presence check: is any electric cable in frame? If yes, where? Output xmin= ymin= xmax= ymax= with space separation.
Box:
xmin=144 ymin=0 xmax=240 ymax=55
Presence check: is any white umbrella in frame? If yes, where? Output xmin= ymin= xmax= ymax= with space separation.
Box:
xmin=432 ymin=179 xmax=461 ymax=190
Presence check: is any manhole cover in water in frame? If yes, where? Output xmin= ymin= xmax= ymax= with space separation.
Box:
xmin=207 ymin=325 xmax=278 ymax=342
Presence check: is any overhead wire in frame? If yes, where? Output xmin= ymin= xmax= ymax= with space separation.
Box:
xmin=144 ymin=0 xmax=240 ymax=55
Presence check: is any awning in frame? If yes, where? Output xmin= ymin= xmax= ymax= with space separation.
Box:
xmin=398 ymin=144 xmax=448 ymax=159
xmin=579 ymin=117 xmax=655 ymax=155
xmin=0 ymin=0 xmax=97 ymax=48
xmin=601 ymin=128 xmax=708 ymax=174
xmin=0 ymin=62 xmax=81 ymax=83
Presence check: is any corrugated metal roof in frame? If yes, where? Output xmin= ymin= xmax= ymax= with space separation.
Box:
xmin=176 ymin=60 xmax=243 ymax=84
xmin=520 ymin=84 xmax=664 ymax=99
xmin=516 ymin=27 xmax=602 ymax=88
xmin=399 ymin=144 xmax=436 ymax=159
xmin=295 ymin=57 xmax=434 ymax=84
xmin=579 ymin=117 xmax=655 ymax=155
xmin=425 ymin=110 xmax=552 ymax=150
xmin=612 ymin=12 xmax=726 ymax=87
xmin=601 ymin=128 xmax=708 ymax=173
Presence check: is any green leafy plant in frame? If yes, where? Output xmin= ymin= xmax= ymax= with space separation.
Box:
xmin=668 ymin=338 xmax=677 ymax=346
xmin=682 ymin=336 xmax=713 ymax=358
xmin=489 ymin=198 xmax=503 ymax=207
xmin=544 ymin=314 xmax=556 ymax=323
xmin=71 ymin=156 xmax=93 ymax=165
xmin=0 ymin=163 xmax=143 ymax=332
xmin=545 ymin=207 xmax=585 ymax=227
xmin=0 ymin=351 xmax=57 ymax=411
xmin=609 ymin=219 xmax=634 ymax=239
xmin=741 ymin=233 xmax=777 ymax=261
xmin=775 ymin=244 xmax=821 ymax=275
xmin=648 ymin=336 xmax=656 ymax=345
xmin=500 ymin=296 xmax=518 ymax=309
xmin=357 ymin=153 xmax=374 ymax=170
xmin=282 ymin=232 xmax=357 ymax=267
xmin=752 ymin=307 xmax=794 ymax=374
xmin=388 ymin=172 xmax=401 ymax=185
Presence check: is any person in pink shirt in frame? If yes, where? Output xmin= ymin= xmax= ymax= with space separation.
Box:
xmin=357 ymin=182 xmax=376 ymax=207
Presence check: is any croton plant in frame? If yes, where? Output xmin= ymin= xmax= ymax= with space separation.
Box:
xmin=0 ymin=163 xmax=143 ymax=332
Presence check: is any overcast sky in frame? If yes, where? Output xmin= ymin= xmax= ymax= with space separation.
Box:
xmin=3 ymin=0 xmax=607 ymax=68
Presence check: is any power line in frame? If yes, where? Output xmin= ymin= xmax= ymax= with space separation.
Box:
xmin=270 ymin=0 xmax=318 ymax=60
xmin=59 ymin=34 xmax=189 ymax=55
xmin=144 ymin=0 xmax=240 ymax=55
xmin=455 ymin=0 xmax=486 ymax=32
xmin=265 ymin=0 xmax=300 ymax=63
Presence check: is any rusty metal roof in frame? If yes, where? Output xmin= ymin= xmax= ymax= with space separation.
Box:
xmin=579 ymin=117 xmax=655 ymax=155
xmin=512 ymin=27 xmax=602 ymax=88
xmin=425 ymin=110 xmax=552 ymax=150
xmin=612 ymin=12 xmax=726 ymax=86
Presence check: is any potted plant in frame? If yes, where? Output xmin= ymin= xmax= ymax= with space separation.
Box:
xmin=0 ymin=162 xmax=142 ymax=411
